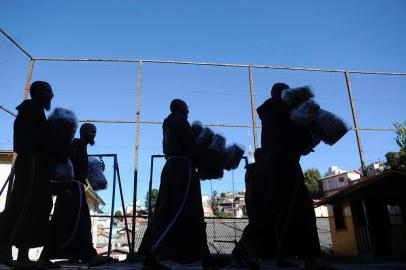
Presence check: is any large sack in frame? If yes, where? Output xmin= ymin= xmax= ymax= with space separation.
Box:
xmin=195 ymin=127 xmax=214 ymax=148
xmin=209 ymin=134 xmax=226 ymax=153
xmin=54 ymin=159 xmax=74 ymax=182
xmin=191 ymin=121 xmax=204 ymax=137
xmin=87 ymin=157 xmax=108 ymax=191
xmin=223 ymin=144 xmax=245 ymax=170
xmin=290 ymin=99 xmax=320 ymax=128
xmin=282 ymin=86 xmax=314 ymax=108
xmin=312 ymin=109 xmax=350 ymax=146
xmin=48 ymin=108 xmax=78 ymax=144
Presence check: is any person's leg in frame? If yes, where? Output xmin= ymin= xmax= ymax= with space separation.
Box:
xmin=0 ymin=242 xmax=13 ymax=267
xmin=142 ymin=252 xmax=171 ymax=270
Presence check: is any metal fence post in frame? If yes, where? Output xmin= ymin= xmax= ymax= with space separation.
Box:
xmin=23 ymin=59 xmax=35 ymax=100
xmin=131 ymin=60 xmax=143 ymax=254
xmin=344 ymin=72 xmax=367 ymax=176
xmin=248 ymin=65 xmax=259 ymax=149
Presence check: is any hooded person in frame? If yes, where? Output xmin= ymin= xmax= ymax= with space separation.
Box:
xmin=139 ymin=99 xmax=227 ymax=270
xmin=40 ymin=123 xmax=109 ymax=266
xmin=0 ymin=81 xmax=54 ymax=269
xmin=233 ymin=83 xmax=333 ymax=270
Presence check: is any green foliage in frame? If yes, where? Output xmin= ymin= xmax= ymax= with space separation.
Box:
xmin=145 ymin=188 xmax=159 ymax=214
xmin=114 ymin=210 xmax=123 ymax=221
xmin=304 ymin=168 xmax=322 ymax=198
xmin=386 ymin=149 xmax=406 ymax=171
xmin=385 ymin=121 xmax=406 ymax=171
xmin=394 ymin=121 xmax=406 ymax=149
xmin=210 ymin=190 xmax=227 ymax=217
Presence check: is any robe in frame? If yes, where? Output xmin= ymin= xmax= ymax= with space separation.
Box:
xmin=41 ymin=138 xmax=97 ymax=259
xmin=0 ymin=100 xmax=52 ymax=249
xmin=139 ymin=112 xmax=210 ymax=263
xmin=234 ymin=98 xmax=320 ymax=259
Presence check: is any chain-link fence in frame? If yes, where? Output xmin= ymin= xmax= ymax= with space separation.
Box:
xmin=1 ymin=28 xmax=405 ymax=258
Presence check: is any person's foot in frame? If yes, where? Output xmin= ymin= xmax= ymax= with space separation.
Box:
xmin=277 ymin=257 xmax=300 ymax=267
xmin=0 ymin=253 xmax=14 ymax=267
xmin=305 ymin=257 xmax=336 ymax=270
xmin=13 ymin=260 xmax=48 ymax=270
xmin=202 ymin=256 xmax=229 ymax=270
xmin=142 ymin=254 xmax=170 ymax=270
xmin=83 ymin=255 xmax=111 ymax=266
xmin=230 ymin=245 xmax=259 ymax=270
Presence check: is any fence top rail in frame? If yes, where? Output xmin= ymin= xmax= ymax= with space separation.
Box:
xmin=1 ymin=27 xmax=405 ymax=75
xmin=0 ymin=28 xmax=33 ymax=59
xmin=32 ymin=57 xmax=406 ymax=76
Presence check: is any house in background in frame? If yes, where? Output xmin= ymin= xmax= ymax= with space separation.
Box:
xmin=319 ymin=170 xmax=406 ymax=258
xmin=320 ymin=169 xmax=361 ymax=197
xmin=0 ymin=151 xmax=13 ymax=212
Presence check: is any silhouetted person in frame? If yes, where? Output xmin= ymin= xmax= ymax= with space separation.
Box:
xmin=40 ymin=123 xmax=109 ymax=266
xmin=0 ymin=81 xmax=54 ymax=268
xmin=233 ymin=147 xmax=285 ymax=269
xmin=139 ymin=99 xmax=226 ymax=270
xmin=254 ymin=83 xmax=333 ymax=270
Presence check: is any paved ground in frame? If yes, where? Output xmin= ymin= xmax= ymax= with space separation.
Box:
xmin=1 ymin=259 xmax=406 ymax=269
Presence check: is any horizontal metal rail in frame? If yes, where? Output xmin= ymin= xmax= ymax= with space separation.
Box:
xmin=0 ymin=109 xmax=398 ymax=131
xmin=32 ymin=57 xmax=406 ymax=76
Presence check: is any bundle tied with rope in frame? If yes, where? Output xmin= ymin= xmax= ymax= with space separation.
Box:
xmin=283 ymin=86 xmax=350 ymax=150
xmin=87 ymin=157 xmax=108 ymax=191
xmin=192 ymin=121 xmax=245 ymax=180
xmin=48 ymin=107 xmax=78 ymax=181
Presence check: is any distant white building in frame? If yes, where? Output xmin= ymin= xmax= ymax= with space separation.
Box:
xmin=202 ymin=195 xmax=213 ymax=217
xmin=365 ymin=161 xmax=387 ymax=176
xmin=320 ymin=169 xmax=361 ymax=197
xmin=325 ymin=165 xmax=347 ymax=177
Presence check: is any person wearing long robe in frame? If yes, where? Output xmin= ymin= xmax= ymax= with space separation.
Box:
xmin=139 ymin=99 xmax=225 ymax=270
xmin=40 ymin=123 xmax=108 ymax=266
xmin=234 ymin=83 xmax=332 ymax=270
xmin=0 ymin=81 xmax=54 ymax=269
xmin=232 ymin=148 xmax=275 ymax=269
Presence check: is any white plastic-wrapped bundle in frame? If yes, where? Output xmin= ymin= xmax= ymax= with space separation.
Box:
xmin=290 ymin=99 xmax=320 ymax=128
xmin=192 ymin=121 xmax=204 ymax=137
xmin=223 ymin=144 xmax=245 ymax=170
xmin=312 ymin=109 xmax=350 ymax=146
xmin=282 ymin=86 xmax=314 ymax=108
xmin=87 ymin=157 xmax=108 ymax=191
xmin=48 ymin=108 xmax=78 ymax=143
xmin=302 ymin=131 xmax=321 ymax=155
xmin=195 ymin=127 xmax=214 ymax=147
xmin=54 ymin=159 xmax=74 ymax=182
xmin=209 ymin=134 xmax=226 ymax=152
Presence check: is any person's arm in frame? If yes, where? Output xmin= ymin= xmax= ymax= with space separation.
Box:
xmin=176 ymin=115 xmax=201 ymax=165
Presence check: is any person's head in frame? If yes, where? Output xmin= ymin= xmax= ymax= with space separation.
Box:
xmin=254 ymin=148 xmax=264 ymax=161
xmin=271 ymin=82 xmax=289 ymax=100
xmin=170 ymin=99 xmax=189 ymax=117
xmin=80 ymin=123 xmax=97 ymax=146
xmin=30 ymin=81 xmax=53 ymax=111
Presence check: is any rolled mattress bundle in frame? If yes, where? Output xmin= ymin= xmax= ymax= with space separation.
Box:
xmin=192 ymin=121 xmax=245 ymax=180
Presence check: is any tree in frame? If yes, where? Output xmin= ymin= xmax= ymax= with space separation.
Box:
xmin=304 ymin=168 xmax=322 ymax=198
xmin=114 ymin=210 xmax=123 ymax=221
xmin=210 ymin=190 xmax=226 ymax=217
xmin=394 ymin=121 xmax=406 ymax=148
xmin=145 ymin=188 xmax=159 ymax=214
xmin=386 ymin=121 xmax=406 ymax=171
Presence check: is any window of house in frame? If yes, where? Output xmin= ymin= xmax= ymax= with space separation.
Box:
xmin=339 ymin=177 xmax=344 ymax=183
xmin=333 ymin=205 xmax=346 ymax=231
xmin=387 ymin=204 xmax=403 ymax=225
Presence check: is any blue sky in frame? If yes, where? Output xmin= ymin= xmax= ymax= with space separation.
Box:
xmin=1 ymin=0 xmax=406 ymax=212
